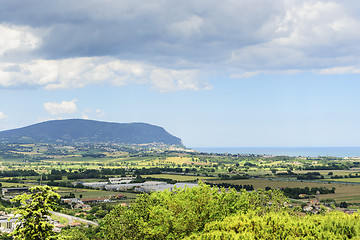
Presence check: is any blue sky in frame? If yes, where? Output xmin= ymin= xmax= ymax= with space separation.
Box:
xmin=1 ymin=0 xmax=360 ymax=147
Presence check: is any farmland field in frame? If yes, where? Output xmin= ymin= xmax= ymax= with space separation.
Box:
xmin=208 ymin=178 xmax=360 ymax=203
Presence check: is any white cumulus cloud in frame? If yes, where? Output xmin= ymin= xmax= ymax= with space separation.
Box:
xmin=43 ymin=100 xmax=78 ymax=116
xmin=0 ymin=111 xmax=7 ymax=119
xmin=0 ymin=57 xmax=209 ymax=92
xmin=230 ymin=71 xmax=261 ymax=79
xmin=318 ymin=66 xmax=360 ymax=75
xmin=0 ymin=24 xmax=41 ymax=56
xmin=150 ymin=68 xmax=210 ymax=92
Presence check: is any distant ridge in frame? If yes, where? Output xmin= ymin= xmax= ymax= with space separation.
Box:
xmin=0 ymin=119 xmax=183 ymax=145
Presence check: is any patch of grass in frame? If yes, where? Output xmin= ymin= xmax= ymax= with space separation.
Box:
xmin=262 ymin=161 xmax=283 ymax=166
xmin=51 ymin=214 xmax=68 ymax=225
xmin=0 ymin=182 xmax=37 ymax=188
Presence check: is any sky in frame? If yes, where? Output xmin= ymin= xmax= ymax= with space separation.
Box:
xmin=1 ymin=0 xmax=360 ymax=147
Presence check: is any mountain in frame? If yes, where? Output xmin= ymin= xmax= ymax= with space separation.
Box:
xmin=0 ymin=119 xmax=183 ymax=145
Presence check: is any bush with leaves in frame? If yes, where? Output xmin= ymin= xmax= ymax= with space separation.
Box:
xmin=100 ymin=182 xmax=289 ymax=240
xmin=60 ymin=228 xmax=89 ymax=240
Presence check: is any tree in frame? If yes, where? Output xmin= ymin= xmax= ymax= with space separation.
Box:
xmin=340 ymin=201 xmax=348 ymax=208
xmin=11 ymin=185 xmax=60 ymax=240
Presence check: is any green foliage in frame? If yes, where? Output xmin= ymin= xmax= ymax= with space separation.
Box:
xmin=185 ymin=211 xmax=360 ymax=240
xmin=60 ymin=228 xmax=89 ymax=240
xmin=340 ymin=201 xmax=349 ymax=208
xmin=11 ymin=185 xmax=61 ymax=240
xmin=95 ymin=209 xmax=107 ymax=218
xmin=281 ymin=186 xmax=335 ymax=199
xmin=100 ymin=182 xmax=289 ymax=240
xmin=0 ymin=232 xmax=12 ymax=240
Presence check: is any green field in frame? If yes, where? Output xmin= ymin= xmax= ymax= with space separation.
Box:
xmin=0 ymin=182 xmax=37 ymax=188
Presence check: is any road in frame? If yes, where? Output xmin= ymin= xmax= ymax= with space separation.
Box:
xmin=50 ymin=211 xmax=99 ymax=226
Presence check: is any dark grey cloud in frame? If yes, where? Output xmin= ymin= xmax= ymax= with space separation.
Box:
xmin=0 ymin=0 xmax=283 ymax=66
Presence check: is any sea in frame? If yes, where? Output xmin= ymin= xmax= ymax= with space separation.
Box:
xmin=192 ymin=147 xmax=360 ymax=158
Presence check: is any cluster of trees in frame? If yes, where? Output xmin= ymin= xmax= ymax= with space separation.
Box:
xmin=274 ymin=171 xmax=327 ymax=180
xmin=81 ymin=153 xmax=107 ymax=158
xmin=303 ymin=165 xmax=346 ymax=170
xmin=276 ymin=170 xmax=296 ymax=176
xmin=296 ymin=172 xmax=324 ymax=180
xmin=0 ymin=170 xmax=38 ymax=177
xmin=331 ymin=173 xmax=360 ymax=179
xmin=279 ymin=186 xmax=336 ymax=199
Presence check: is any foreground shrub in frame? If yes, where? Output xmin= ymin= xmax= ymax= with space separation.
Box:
xmin=100 ymin=182 xmax=288 ymax=240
